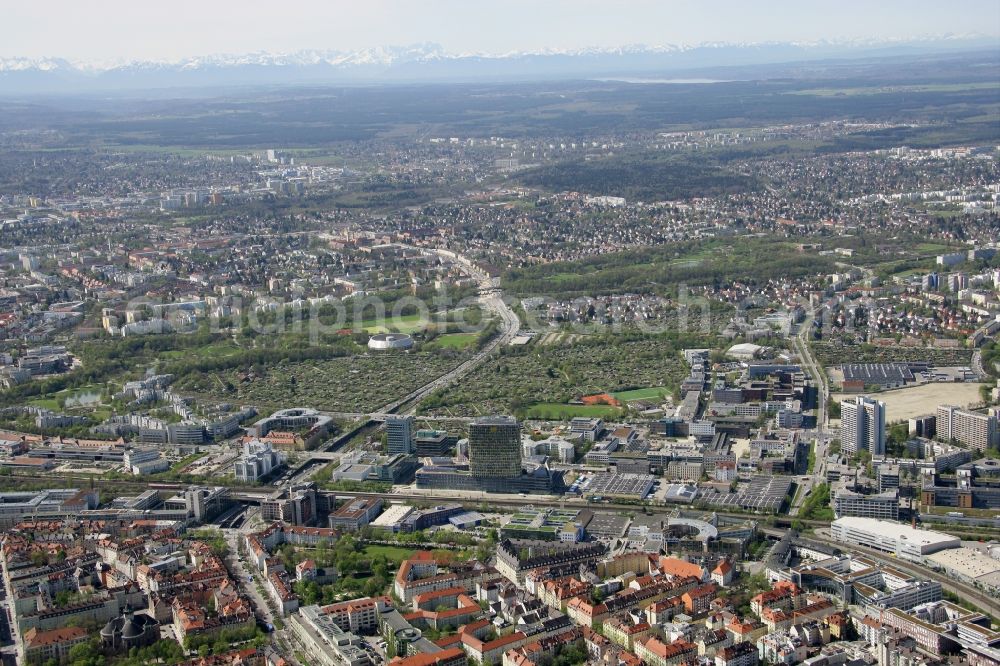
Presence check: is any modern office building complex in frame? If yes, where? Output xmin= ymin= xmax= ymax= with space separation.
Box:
xmin=936 ymin=406 xmax=999 ymax=452
xmin=234 ymin=440 xmax=284 ymax=482
xmin=262 ymin=483 xmax=318 ymax=526
xmin=833 ymin=487 xmax=900 ymax=520
xmin=415 ymin=415 xmax=562 ymax=494
xmin=0 ymin=489 xmax=98 ymax=529
xmin=922 ymin=457 xmax=1000 ymax=510
xmin=414 ymin=429 xmax=456 ymax=457
xmin=469 ymin=416 xmax=522 ymax=478
xmin=841 ymin=396 xmax=886 ymax=456
xmin=415 ymin=462 xmax=562 ymax=495
xmin=385 ymin=415 xmax=415 ymax=455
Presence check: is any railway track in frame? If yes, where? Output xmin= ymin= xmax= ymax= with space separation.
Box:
xmin=3 ymin=473 xmax=831 ymax=528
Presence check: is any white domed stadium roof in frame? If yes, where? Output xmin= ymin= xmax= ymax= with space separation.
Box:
xmin=368 ymin=332 xmax=414 ymax=350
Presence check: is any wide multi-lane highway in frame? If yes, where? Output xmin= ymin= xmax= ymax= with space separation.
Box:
xmin=794 ymin=305 xmax=830 ymax=431
xmin=272 ymin=246 xmax=519 ymax=468
xmin=377 ymin=247 xmax=521 ymax=416
xmin=332 ymin=246 xmax=520 ymax=421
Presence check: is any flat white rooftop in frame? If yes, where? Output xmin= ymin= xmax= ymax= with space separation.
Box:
xmin=832 ymin=517 xmax=959 ymax=549
xmin=370 ymin=503 xmax=414 ymax=527
xmin=927 ymin=547 xmax=1000 ymax=580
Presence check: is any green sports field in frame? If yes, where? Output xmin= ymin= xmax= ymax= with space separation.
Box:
xmin=525 ymin=403 xmax=624 ymax=420
xmin=429 ymin=332 xmax=479 ymax=349
xmin=611 ymin=386 xmax=670 ymax=402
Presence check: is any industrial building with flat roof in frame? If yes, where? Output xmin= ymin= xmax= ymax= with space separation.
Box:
xmin=830 ymin=517 xmax=960 ymax=561
xmin=583 ymin=472 xmax=655 ymax=500
xmin=841 ymin=363 xmax=915 ymax=388
xmin=926 ymin=547 xmax=1000 ymax=595
xmin=0 ymin=488 xmax=98 ymax=528
xmin=500 ymin=507 xmax=586 ymax=542
xmin=415 ymin=462 xmax=561 ymax=495
xmin=370 ymin=504 xmax=415 ymax=532
xmin=693 ymin=476 xmax=792 ymax=514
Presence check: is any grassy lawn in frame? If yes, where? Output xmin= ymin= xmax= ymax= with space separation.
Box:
xmin=165 ymin=452 xmax=208 ymax=474
xmin=925 ymin=506 xmax=1000 ymax=519
xmin=668 ymin=247 xmax=715 ymax=267
xmin=161 ymin=341 xmax=243 ymax=360
xmin=525 ymin=403 xmax=624 ymax=420
xmin=27 ymin=397 xmax=62 ymax=410
xmin=915 ymin=242 xmax=963 ymax=254
xmin=363 ymin=545 xmax=416 ymax=564
xmin=28 ymin=385 xmax=107 ymax=410
xmin=612 ymin=386 xmax=670 ymax=402
xmin=428 ymin=333 xmax=479 ymax=350
xmin=889 ymin=266 xmax=930 ymax=278
xmin=361 ymin=313 xmax=428 ymax=334
xmin=90 ymin=407 xmax=112 ymax=422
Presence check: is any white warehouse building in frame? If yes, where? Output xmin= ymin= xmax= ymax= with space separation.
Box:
xmin=830 ymin=517 xmax=960 ymax=561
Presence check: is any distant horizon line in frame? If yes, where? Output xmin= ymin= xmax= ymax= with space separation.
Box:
xmin=2 ymin=32 xmax=997 ymax=72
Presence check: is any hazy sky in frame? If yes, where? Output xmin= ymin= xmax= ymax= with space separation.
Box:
xmin=4 ymin=0 xmax=999 ymax=62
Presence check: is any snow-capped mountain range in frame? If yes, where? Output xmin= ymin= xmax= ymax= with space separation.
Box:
xmin=0 ymin=36 xmax=994 ymax=93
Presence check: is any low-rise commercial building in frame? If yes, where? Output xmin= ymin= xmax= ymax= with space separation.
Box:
xmin=329 ymin=497 xmax=383 ymax=531
xmin=830 ymin=517 xmax=960 ymax=561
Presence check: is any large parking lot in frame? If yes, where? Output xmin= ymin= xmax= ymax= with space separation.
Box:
xmin=832 ymin=380 xmax=985 ymax=422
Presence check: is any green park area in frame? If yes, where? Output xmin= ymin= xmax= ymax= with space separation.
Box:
xmin=160 ymin=340 xmax=243 ymax=361
xmin=362 ymin=544 xmax=417 ymax=564
xmin=612 ymin=386 xmax=670 ymax=402
xmin=427 ymin=332 xmax=480 ymax=350
xmin=27 ymin=385 xmax=106 ymax=410
xmin=360 ymin=313 xmax=428 ymax=334
xmin=525 ymin=403 xmax=623 ymax=420
xmin=420 ymin=332 xmax=703 ymax=418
